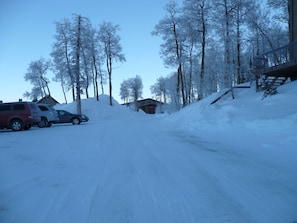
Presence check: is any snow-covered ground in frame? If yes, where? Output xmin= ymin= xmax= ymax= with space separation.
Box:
xmin=1 ymin=82 xmax=297 ymax=223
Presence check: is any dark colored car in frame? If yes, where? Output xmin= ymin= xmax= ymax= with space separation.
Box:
xmin=0 ymin=102 xmax=41 ymax=131
xmin=55 ymin=110 xmax=89 ymax=125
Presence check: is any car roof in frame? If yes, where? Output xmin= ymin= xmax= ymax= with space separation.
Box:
xmin=0 ymin=101 xmax=34 ymax=105
xmin=37 ymin=104 xmax=52 ymax=107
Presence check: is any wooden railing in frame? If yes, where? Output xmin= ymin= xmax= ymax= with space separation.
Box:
xmin=253 ymin=41 xmax=297 ymax=72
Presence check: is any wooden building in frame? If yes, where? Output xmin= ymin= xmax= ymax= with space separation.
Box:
xmin=123 ymin=98 xmax=163 ymax=114
xmin=137 ymin=99 xmax=163 ymax=114
xmin=36 ymin=95 xmax=59 ymax=106
xmin=253 ymin=0 xmax=297 ymax=89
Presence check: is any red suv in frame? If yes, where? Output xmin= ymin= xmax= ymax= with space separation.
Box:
xmin=0 ymin=102 xmax=41 ymax=131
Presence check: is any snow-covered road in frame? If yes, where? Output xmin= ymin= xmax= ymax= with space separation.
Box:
xmin=84 ymin=116 xmax=253 ymax=223
xmin=1 ymin=108 xmax=296 ymax=223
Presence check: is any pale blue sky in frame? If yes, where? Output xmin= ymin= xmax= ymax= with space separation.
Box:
xmin=0 ymin=0 xmax=180 ymax=103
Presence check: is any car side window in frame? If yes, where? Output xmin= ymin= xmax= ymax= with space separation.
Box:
xmin=0 ymin=105 xmax=11 ymax=112
xmin=39 ymin=106 xmax=48 ymax=111
xmin=13 ymin=104 xmax=25 ymax=111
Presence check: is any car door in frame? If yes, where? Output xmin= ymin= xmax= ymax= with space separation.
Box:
xmin=57 ymin=110 xmax=70 ymax=123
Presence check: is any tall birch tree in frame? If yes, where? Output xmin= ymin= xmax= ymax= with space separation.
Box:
xmin=51 ymin=18 xmax=75 ymax=103
xmin=98 ymin=22 xmax=126 ymax=106
xmin=152 ymin=1 xmax=187 ymax=107
xmin=183 ymin=0 xmax=209 ymax=100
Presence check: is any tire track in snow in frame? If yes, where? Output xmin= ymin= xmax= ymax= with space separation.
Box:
xmin=84 ymin=116 xmax=256 ymax=223
xmin=130 ymin=124 xmax=255 ymax=223
xmin=169 ymin=129 xmax=297 ymax=222
xmin=130 ymin=142 xmax=196 ymax=223
xmin=85 ymin=121 xmax=136 ymax=223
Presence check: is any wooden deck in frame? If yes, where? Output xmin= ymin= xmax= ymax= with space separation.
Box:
xmin=262 ymin=59 xmax=297 ymax=77
xmin=254 ymin=41 xmax=297 ymax=80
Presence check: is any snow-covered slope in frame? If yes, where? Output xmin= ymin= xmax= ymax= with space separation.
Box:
xmin=1 ymin=83 xmax=296 ymax=223
xmin=167 ymin=81 xmax=297 ymax=163
xmin=170 ymin=81 xmax=297 ymax=131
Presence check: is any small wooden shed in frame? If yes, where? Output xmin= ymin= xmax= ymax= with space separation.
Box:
xmin=122 ymin=98 xmax=163 ymax=114
xmin=36 ymin=95 xmax=59 ymax=106
xmin=137 ymin=99 xmax=162 ymax=114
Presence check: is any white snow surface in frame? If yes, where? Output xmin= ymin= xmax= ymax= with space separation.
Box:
xmin=1 ymin=82 xmax=297 ymax=223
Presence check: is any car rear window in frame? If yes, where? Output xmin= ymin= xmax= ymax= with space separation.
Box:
xmin=13 ymin=104 xmax=25 ymax=111
xmin=38 ymin=106 xmax=49 ymax=111
xmin=0 ymin=105 xmax=11 ymax=112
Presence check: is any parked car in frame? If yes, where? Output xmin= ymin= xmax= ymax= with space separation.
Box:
xmin=55 ymin=110 xmax=89 ymax=125
xmin=0 ymin=102 xmax=41 ymax=131
xmin=37 ymin=104 xmax=59 ymax=128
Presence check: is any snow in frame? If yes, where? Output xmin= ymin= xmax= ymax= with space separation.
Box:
xmin=1 ymin=82 xmax=297 ymax=223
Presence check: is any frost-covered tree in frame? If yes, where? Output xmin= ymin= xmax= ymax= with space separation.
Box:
xmin=248 ymin=2 xmax=288 ymax=55
xmin=120 ymin=79 xmax=130 ymax=103
xmin=182 ymin=0 xmax=210 ymax=100
xmin=150 ymin=76 xmax=167 ymax=104
xmin=90 ymin=27 xmax=105 ymax=101
xmin=267 ymin=0 xmax=289 ymax=25
xmin=152 ymin=0 xmax=289 ymax=106
xmin=24 ymin=57 xmax=51 ymax=100
xmin=120 ymin=76 xmax=143 ymax=111
xmin=166 ymin=72 xmax=181 ymax=110
xmin=152 ymin=1 xmax=187 ymax=107
xmin=51 ymin=18 xmax=76 ymax=101
xmin=51 ymin=18 xmax=73 ymax=103
xmin=78 ymin=18 xmax=96 ymax=100
xmin=72 ymin=14 xmax=83 ymax=114
xmin=130 ymin=75 xmax=143 ymax=111
xmin=51 ymin=15 xmax=94 ymax=113
xmin=231 ymin=0 xmax=258 ymax=84
xmin=211 ymin=0 xmax=238 ymax=88
xmin=98 ymin=21 xmax=126 ymax=106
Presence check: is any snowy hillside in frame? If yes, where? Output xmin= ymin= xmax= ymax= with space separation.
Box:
xmin=168 ymin=81 xmax=297 ymax=163
xmin=1 ymin=83 xmax=296 ymax=223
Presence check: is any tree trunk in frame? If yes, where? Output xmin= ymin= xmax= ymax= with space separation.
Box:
xmin=173 ymin=23 xmax=186 ymax=107
xmin=188 ymin=44 xmax=193 ymax=104
xmin=109 ymin=74 xmax=112 ymax=105
xmin=41 ymin=75 xmax=51 ymax=96
xmin=224 ymin=0 xmax=232 ymax=88
xmin=72 ymin=86 xmax=75 ymax=101
xmin=61 ymin=83 xmax=68 ymax=104
xmin=178 ymin=64 xmax=186 ymax=106
xmin=85 ymin=88 xmax=89 ymax=98
xmin=92 ymin=55 xmax=99 ymax=101
xmin=107 ymin=55 xmax=113 ymax=106
xmin=199 ymin=3 xmax=206 ymax=100
xmin=75 ymin=15 xmax=82 ymax=115
xmin=64 ymin=44 xmax=75 ymax=101
xmin=82 ymin=49 xmax=90 ymax=99
xmin=236 ymin=5 xmax=241 ymax=85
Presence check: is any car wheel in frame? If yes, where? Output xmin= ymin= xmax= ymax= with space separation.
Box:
xmin=38 ymin=117 xmax=48 ymax=128
xmin=72 ymin=118 xmax=80 ymax=125
xmin=47 ymin=122 xmax=52 ymax=127
xmin=10 ymin=119 xmax=23 ymax=131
